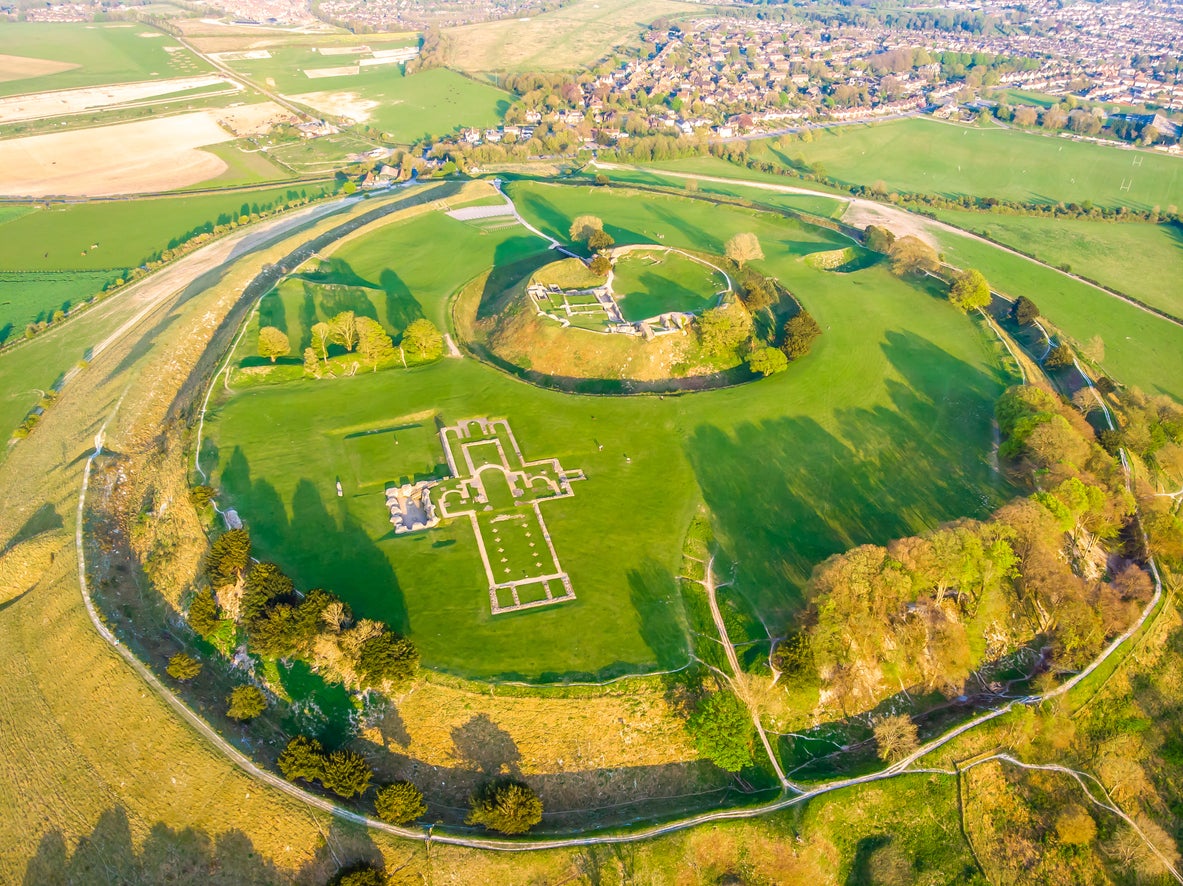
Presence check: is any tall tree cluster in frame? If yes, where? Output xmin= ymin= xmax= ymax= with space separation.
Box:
xmin=796 ymin=384 xmax=1151 ymax=718
xmin=199 ymin=530 xmax=418 ymax=692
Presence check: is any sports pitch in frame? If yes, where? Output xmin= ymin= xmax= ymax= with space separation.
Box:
xmin=204 ymin=183 xmax=1013 ymax=681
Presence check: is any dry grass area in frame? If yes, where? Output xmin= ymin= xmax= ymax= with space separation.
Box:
xmin=359 ymin=678 xmax=714 ymax=821
xmin=444 ymin=0 xmax=699 ymax=72
xmin=0 ymin=199 xmax=437 ymax=882
xmin=286 ymin=89 xmax=379 ymax=122
xmin=0 ymin=74 xmax=235 ymax=124
xmin=0 ymin=105 xmax=287 ymax=196
xmin=0 ymin=52 xmax=78 ymax=83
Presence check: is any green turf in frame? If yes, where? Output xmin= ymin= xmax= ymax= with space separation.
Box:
xmin=759 ymin=117 xmax=1183 ymax=210
xmin=0 ymin=184 xmax=335 ymax=274
xmin=205 ymin=187 xmax=1012 ymax=682
xmin=0 ymin=22 xmax=211 ymax=96
xmin=936 ymin=230 xmax=1183 ymax=401
xmin=611 ymin=249 xmax=725 ymax=322
xmin=932 ymin=211 xmax=1183 ymax=318
xmin=228 ymin=49 xmax=510 ymax=143
xmin=0 ymin=271 xmax=117 ymax=342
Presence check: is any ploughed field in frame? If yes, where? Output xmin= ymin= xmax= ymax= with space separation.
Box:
xmin=203 ymin=182 xmax=1012 ymax=681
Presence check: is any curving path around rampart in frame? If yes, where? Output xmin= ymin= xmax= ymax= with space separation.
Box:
xmin=63 ymin=179 xmax=1174 ymax=861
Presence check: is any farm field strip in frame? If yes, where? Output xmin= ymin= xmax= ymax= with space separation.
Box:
xmin=0 ymin=106 xmax=292 ymax=197
xmin=0 ymin=74 xmax=238 ymax=124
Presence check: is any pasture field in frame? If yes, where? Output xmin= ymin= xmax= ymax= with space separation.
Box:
xmin=931 ymin=210 xmax=1183 ymax=318
xmin=228 ymin=48 xmax=510 ymax=142
xmin=444 ymin=0 xmax=699 ymax=73
xmin=763 ymin=117 xmax=1183 ymax=210
xmin=0 ymin=183 xmax=335 ymax=273
xmin=611 ymin=248 xmax=726 ymax=321
xmin=0 ymin=271 xmax=117 ymax=341
xmin=205 ymin=185 xmax=1011 ymax=681
xmin=938 ymin=230 xmax=1183 ymax=401
xmin=0 ymin=22 xmax=210 ymax=96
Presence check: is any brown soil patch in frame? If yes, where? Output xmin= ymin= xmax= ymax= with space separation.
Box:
xmin=0 ymin=53 xmax=78 ymax=84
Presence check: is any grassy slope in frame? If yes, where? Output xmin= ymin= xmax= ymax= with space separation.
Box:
xmin=769 ymin=117 xmax=1183 ymax=210
xmin=207 ymin=187 xmax=1010 ymax=680
xmin=937 ymin=230 xmax=1183 ymax=402
xmin=932 ymin=210 xmax=1183 ymax=317
xmin=0 ymin=21 xmax=211 ymax=96
xmin=443 ymin=0 xmax=700 ymax=73
xmin=613 ymin=160 xmax=1183 ymax=404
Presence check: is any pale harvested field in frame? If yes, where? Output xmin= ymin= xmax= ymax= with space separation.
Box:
xmin=0 ymin=105 xmax=285 ymax=196
xmin=444 ymin=0 xmax=699 ymax=72
xmin=0 ymin=52 xmax=78 ymax=83
xmin=286 ymin=89 xmax=379 ymax=122
xmin=0 ymin=74 xmax=236 ymax=124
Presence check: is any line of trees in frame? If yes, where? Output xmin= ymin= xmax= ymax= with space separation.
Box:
xmin=275 ymin=734 xmax=544 ymax=834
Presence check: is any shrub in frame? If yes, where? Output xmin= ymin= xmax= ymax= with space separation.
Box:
xmin=747 ymin=346 xmax=788 ymax=377
xmin=166 ymin=652 xmax=202 ymax=682
xmin=873 ymin=713 xmax=919 ymax=763
xmin=1044 ymin=344 xmax=1075 ymax=369
xmin=320 ymin=749 xmax=374 ymax=798
xmin=466 ymin=779 xmax=543 ymax=835
xmin=687 ymin=691 xmax=754 ymax=772
xmin=1011 ymin=295 xmax=1040 ymax=326
xmin=205 ymin=528 xmax=251 ymax=588
xmin=356 ymin=632 xmax=419 ymax=687
xmin=189 ymin=485 xmax=215 ymax=509
xmin=374 ymin=781 xmax=427 ymax=825
xmin=278 ymin=735 xmax=325 ymax=783
xmin=781 ymin=311 xmax=822 ymax=360
xmin=332 ymin=864 xmax=385 ymax=886
xmin=241 ymin=562 xmax=295 ymax=622
xmin=187 ymin=588 xmax=221 ymax=638
xmin=226 ymin=685 xmax=267 ymax=721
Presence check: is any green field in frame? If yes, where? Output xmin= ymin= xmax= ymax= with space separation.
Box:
xmin=228 ymin=49 xmax=510 ymax=142
xmin=0 ymin=22 xmax=210 ymax=96
xmin=932 ymin=211 xmax=1183 ymax=318
xmin=937 ymin=230 xmax=1183 ymax=401
xmin=205 ymin=187 xmax=1012 ymax=681
xmin=0 ymin=271 xmax=117 ymax=342
xmin=763 ymin=118 xmax=1183 ymax=210
xmin=0 ymin=184 xmax=337 ymax=333
xmin=0 ymin=185 xmax=334 ymax=273
xmin=611 ymin=248 xmax=726 ymax=321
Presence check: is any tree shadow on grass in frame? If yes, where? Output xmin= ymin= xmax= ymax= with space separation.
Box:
xmin=3 ymin=502 xmax=62 ymax=553
xmin=217 ymin=451 xmax=411 ymax=636
xmin=475 ymin=237 xmax=555 ymax=321
xmin=627 ymin=561 xmax=692 ymax=671
xmin=378 ymin=267 xmax=423 ymax=333
xmin=22 ymin=806 xmax=387 ymax=885
xmin=450 ymin=713 xmax=521 ymax=777
xmin=258 ymin=289 xmax=288 ymax=335
xmin=685 ymin=330 xmax=1009 ymax=629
